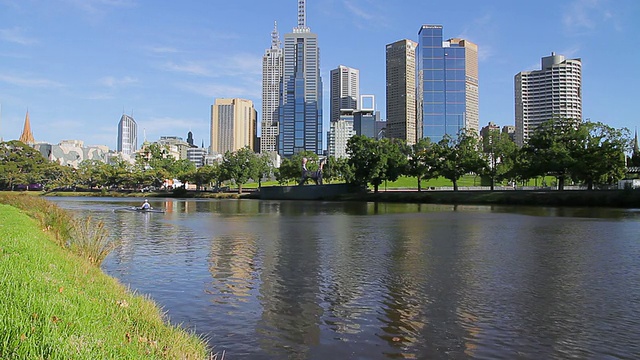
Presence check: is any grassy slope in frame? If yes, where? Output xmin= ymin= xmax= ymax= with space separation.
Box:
xmin=0 ymin=204 xmax=209 ymax=359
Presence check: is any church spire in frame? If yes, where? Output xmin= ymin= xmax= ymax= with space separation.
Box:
xmin=19 ymin=110 xmax=35 ymax=144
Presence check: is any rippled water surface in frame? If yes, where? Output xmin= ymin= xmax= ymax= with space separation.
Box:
xmin=49 ymin=197 xmax=640 ymax=359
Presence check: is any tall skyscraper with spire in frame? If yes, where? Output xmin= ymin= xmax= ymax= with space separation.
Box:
xmin=278 ymin=0 xmax=323 ymax=157
xmin=117 ymin=114 xmax=137 ymax=156
xmin=261 ymin=21 xmax=284 ymax=154
xmin=19 ymin=111 xmax=35 ymax=144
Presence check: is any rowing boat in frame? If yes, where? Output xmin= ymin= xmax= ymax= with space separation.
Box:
xmin=114 ymin=207 xmax=165 ymax=213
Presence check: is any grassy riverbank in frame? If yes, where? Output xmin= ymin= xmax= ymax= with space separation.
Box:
xmin=0 ymin=202 xmax=211 ymax=358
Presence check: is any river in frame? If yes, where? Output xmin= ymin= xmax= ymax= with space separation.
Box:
xmin=48 ymin=197 xmax=640 ymax=359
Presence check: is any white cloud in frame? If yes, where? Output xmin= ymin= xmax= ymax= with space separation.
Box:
xmin=0 ymin=27 xmax=37 ymax=45
xmin=63 ymin=0 xmax=137 ymax=14
xmin=341 ymin=0 xmax=391 ymax=29
xmin=146 ymin=46 xmax=180 ymax=55
xmin=160 ymin=53 xmax=261 ymax=78
xmin=343 ymin=0 xmax=376 ymax=20
xmin=99 ymin=76 xmax=139 ymax=88
xmin=0 ymin=74 xmax=63 ymax=88
xmin=178 ymin=82 xmax=260 ymax=100
xmin=161 ymin=61 xmax=213 ymax=77
xmin=563 ymin=0 xmax=618 ymax=33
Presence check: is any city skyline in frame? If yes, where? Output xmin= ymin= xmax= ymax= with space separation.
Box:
xmin=0 ymin=0 xmax=638 ymax=150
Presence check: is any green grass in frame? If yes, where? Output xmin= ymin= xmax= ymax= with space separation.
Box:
xmin=0 ymin=193 xmax=117 ymax=265
xmin=0 ymin=204 xmax=211 ymax=359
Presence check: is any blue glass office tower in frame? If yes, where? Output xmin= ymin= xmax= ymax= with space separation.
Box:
xmin=278 ymin=0 xmax=323 ymax=157
xmin=417 ymin=25 xmax=478 ymax=143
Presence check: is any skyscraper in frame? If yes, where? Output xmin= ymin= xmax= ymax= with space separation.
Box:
xmin=328 ymin=109 xmax=355 ymax=159
xmin=278 ymin=0 xmax=323 ymax=157
xmin=210 ymin=98 xmax=257 ymax=155
xmin=261 ymin=22 xmax=284 ymax=154
xmin=330 ymin=65 xmax=359 ymax=122
xmin=515 ymin=52 xmax=582 ymax=146
xmin=417 ymin=25 xmax=479 ymax=143
xmin=386 ymin=39 xmax=417 ymax=145
xmin=117 ymin=114 xmax=137 ymax=155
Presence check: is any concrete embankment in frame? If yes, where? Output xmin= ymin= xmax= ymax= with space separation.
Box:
xmin=337 ymin=190 xmax=640 ymax=208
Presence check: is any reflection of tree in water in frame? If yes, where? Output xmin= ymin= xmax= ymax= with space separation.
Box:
xmin=255 ymin=217 xmax=324 ymax=359
xmin=319 ymin=216 xmax=373 ymax=337
xmin=376 ymin=215 xmax=484 ymax=359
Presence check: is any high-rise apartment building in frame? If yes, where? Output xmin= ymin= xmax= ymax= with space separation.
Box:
xmin=515 ymin=52 xmax=582 ymax=146
xmin=117 ymin=114 xmax=137 ymax=155
xmin=328 ymin=110 xmax=355 ymax=159
xmin=278 ymin=0 xmax=323 ymax=157
xmin=330 ymin=65 xmax=359 ymax=122
xmin=417 ymin=25 xmax=479 ymax=143
xmin=261 ymin=22 xmax=284 ymax=154
xmin=210 ymin=98 xmax=257 ymax=155
xmin=386 ymin=39 xmax=417 ymax=145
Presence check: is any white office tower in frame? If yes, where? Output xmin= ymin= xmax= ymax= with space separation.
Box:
xmin=117 ymin=114 xmax=137 ymax=156
xmin=515 ymin=52 xmax=582 ymax=146
xmin=261 ymin=22 xmax=284 ymax=154
xmin=330 ymin=65 xmax=359 ymax=122
xmin=328 ymin=109 xmax=356 ymax=159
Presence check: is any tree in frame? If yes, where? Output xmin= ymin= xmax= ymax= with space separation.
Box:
xmin=483 ymin=131 xmax=518 ymax=190
xmin=252 ymin=153 xmax=273 ymax=188
xmin=183 ymin=165 xmax=219 ymax=191
xmin=346 ymin=136 xmax=408 ymax=193
xmin=221 ymin=147 xmax=258 ymax=194
xmin=330 ymin=156 xmax=354 ymax=184
xmin=407 ymin=138 xmax=438 ymax=192
xmin=0 ymin=140 xmax=49 ymax=190
xmin=572 ymin=122 xmax=629 ymax=190
xmin=524 ymin=119 xmax=580 ymax=191
xmin=434 ymin=132 xmax=487 ymax=191
xmin=77 ymin=160 xmax=110 ymax=189
xmin=275 ymin=151 xmax=318 ymax=185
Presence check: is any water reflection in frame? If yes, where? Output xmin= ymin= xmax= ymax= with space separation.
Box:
xmin=46 ymin=197 xmax=640 ymax=359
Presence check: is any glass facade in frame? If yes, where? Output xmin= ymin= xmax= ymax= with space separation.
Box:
xmin=278 ymin=32 xmax=323 ymax=157
xmin=117 ymin=114 xmax=137 ymax=156
xmin=417 ymin=25 xmax=472 ymax=143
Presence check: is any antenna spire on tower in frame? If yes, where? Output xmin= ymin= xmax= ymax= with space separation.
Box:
xmin=271 ymin=21 xmax=281 ymax=49
xmin=295 ymin=0 xmax=309 ymax=32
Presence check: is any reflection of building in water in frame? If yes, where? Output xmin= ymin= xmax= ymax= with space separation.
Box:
xmin=318 ymin=216 xmax=371 ymax=335
xmin=254 ymin=216 xmax=323 ymax=357
xmin=208 ymin=232 xmax=258 ymax=301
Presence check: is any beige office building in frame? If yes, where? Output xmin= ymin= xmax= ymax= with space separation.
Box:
xmin=210 ymin=98 xmax=257 ymax=155
xmin=386 ymin=39 xmax=417 ymax=145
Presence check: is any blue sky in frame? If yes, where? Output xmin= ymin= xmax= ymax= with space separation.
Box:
xmin=0 ymin=0 xmax=638 ymax=150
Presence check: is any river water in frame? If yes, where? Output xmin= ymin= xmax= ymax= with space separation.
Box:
xmin=48 ymin=197 xmax=640 ymax=359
